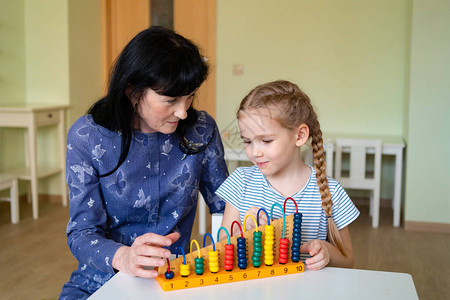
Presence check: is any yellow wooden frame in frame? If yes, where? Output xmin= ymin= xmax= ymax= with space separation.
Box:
xmin=156 ymin=214 xmax=305 ymax=291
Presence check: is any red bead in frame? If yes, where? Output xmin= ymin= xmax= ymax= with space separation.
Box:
xmin=279 ymin=257 xmax=288 ymax=264
xmin=280 ymin=238 xmax=289 ymax=244
xmin=279 ymin=238 xmax=289 ymax=264
xmin=224 ymin=243 xmax=234 ymax=271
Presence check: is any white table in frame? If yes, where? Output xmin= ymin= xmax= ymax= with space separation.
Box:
xmin=89 ymin=267 xmax=418 ymax=299
xmin=222 ymin=133 xmax=405 ymax=227
xmin=0 ymin=103 xmax=69 ymax=219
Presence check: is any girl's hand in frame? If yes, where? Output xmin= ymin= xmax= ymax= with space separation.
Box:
xmin=300 ymin=239 xmax=330 ymax=270
xmin=112 ymin=232 xmax=180 ymax=278
xmin=243 ymin=206 xmax=268 ymax=230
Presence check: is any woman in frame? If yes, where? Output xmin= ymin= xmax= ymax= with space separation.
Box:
xmin=60 ymin=26 xmax=228 ymax=299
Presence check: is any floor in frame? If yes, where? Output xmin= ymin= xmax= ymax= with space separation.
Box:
xmin=0 ymin=199 xmax=449 ymax=300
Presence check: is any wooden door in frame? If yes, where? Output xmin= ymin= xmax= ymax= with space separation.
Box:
xmin=174 ymin=0 xmax=217 ymax=117
xmin=101 ymin=0 xmax=150 ymax=90
xmin=101 ymin=0 xmax=216 ymax=117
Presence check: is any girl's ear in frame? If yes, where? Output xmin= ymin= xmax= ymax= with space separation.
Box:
xmin=295 ymin=123 xmax=309 ymax=147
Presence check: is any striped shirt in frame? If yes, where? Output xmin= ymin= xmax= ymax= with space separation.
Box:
xmin=216 ymin=165 xmax=359 ymax=260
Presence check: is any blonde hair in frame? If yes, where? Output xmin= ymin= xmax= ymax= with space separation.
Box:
xmin=238 ymin=80 xmax=347 ymax=256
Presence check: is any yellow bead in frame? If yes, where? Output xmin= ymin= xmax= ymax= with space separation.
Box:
xmin=210 ymin=261 xmax=219 ymax=268
xmin=180 ymin=264 xmax=190 ymax=276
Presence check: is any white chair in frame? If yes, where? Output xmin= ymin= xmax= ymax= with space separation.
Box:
xmin=211 ymin=213 xmax=223 ymax=235
xmin=198 ymin=194 xmax=224 ymax=235
xmin=0 ymin=174 xmax=20 ymax=224
xmin=334 ymin=138 xmax=382 ymax=228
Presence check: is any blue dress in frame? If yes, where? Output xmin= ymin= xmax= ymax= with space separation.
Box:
xmin=60 ymin=111 xmax=228 ymax=299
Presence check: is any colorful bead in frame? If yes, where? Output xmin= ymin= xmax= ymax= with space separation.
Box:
xmin=194 ymin=257 xmax=204 ymax=275
xmin=252 ymin=231 xmax=262 ymax=268
xmin=164 ymin=270 xmax=174 ymax=279
xmin=278 ymin=238 xmax=289 ymax=264
xmin=264 ymin=224 xmax=275 ymax=266
xmin=224 ymin=244 xmax=234 ymax=271
xmin=291 ymin=213 xmax=302 ymax=262
xmin=208 ymin=250 xmax=219 ymax=273
xmin=237 ymin=237 xmax=247 ymax=269
xmin=180 ymin=263 xmax=190 ymax=277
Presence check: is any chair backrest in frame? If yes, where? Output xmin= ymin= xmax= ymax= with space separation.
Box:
xmin=334 ymin=138 xmax=382 ymax=190
xmin=211 ymin=213 xmax=223 ymax=236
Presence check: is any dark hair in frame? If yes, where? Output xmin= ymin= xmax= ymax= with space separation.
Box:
xmin=89 ymin=26 xmax=209 ymax=177
xmin=238 ymin=80 xmax=347 ymax=256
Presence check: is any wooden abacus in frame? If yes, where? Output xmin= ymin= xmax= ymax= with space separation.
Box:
xmin=156 ymin=199 xmax=305 ymax=291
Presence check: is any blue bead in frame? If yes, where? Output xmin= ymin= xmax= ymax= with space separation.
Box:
xmin=164 ymin=271 xmax=174 ymax=279
xmin=294 ymin=223 xmax=301 ymax=229
xmin=238 ymin=258 xmax=247 ymax=264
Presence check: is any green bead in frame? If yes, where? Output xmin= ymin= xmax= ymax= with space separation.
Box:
xmin=194 ymin=257 xmax=204 ymax=274
xmin=252 ymin=255 xmax=261 ymax=261
xmin=195 ymin=268 xmax=204 ymax=275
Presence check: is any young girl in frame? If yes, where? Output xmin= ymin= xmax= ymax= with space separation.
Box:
xmin=216 ymin=80 xmax=359 ymax=270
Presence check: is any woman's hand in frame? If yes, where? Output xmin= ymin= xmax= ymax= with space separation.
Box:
xmin=243 ymin=206 xmax=268 ymax=230
xmin=112 ymin=232 xmax=180 ymax=278
xmin=300 ymin=239 xmax=330 ymax=270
